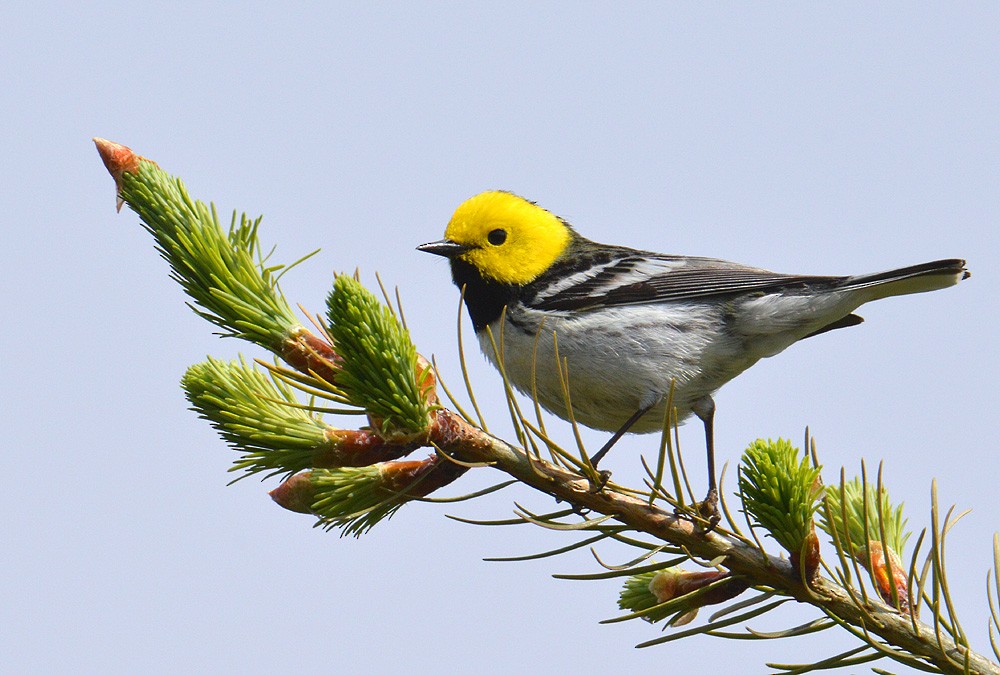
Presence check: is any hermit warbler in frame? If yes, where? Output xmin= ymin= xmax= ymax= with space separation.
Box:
xmin=418 ymin=190 xmax=969 ymax=527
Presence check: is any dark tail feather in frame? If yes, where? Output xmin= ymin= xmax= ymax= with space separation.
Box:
xmin=840 ymin=258 xmax=969 ymax=300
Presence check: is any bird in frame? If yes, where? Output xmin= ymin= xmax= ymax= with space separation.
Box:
xmin=417 ymin=190 xmax=969 ymax=528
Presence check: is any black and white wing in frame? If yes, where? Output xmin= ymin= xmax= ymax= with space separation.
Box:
xmin=530 ymin=253 xmax=842 ymax=311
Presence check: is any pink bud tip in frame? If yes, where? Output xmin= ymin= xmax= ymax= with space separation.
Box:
xmin=269 ymin=473 xmax=315 ymax=514
xmin=92 ymin=137 xmax=145 ymax=212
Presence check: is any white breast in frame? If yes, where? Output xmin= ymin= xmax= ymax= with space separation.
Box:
xmin=479 ymin=303 xmax=747 ymax=433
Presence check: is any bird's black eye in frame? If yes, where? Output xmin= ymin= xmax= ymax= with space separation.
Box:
xmin=488 ymin=228 xmax=507 ymax=246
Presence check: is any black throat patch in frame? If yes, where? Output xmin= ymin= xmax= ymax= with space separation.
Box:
xmin=449 ymin=258 xmax=519 ymax=332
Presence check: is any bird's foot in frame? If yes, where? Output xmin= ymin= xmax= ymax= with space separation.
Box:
xmin=587 ymin=469 xmax=612 ymax=493
xmin=675 ymin=488 xmax=721 ymax=533
xmin=697 ymin=488 xmax=721 ymax=532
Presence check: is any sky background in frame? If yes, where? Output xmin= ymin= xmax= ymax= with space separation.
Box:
xmin=3 ymin=3 xmax=998 ymax=673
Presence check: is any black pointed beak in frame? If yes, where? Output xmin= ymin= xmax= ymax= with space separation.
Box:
xmin=416 ymin=239 xmax=472 ymax=258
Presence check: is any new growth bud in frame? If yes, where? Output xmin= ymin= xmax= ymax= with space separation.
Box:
xmin=619 ymin=566 xmax=748 ymax=626
xmin=869 ymin=541 xmax=909 ymax=611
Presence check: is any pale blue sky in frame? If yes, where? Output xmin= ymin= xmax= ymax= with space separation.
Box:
xmin=2 ymin=4 xmax=998 ymax=673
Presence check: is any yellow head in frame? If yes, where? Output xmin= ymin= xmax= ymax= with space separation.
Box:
xmin=421 ymin=191 xmax=573 ymax=286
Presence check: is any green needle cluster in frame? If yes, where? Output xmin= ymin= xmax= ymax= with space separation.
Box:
xmin=739 ymin=438 xmax=823 ymax=558
xmin=618 ymin=570 xmax=677 ymax=624
xmin=820 ymin=477 xmax=910 ymax=557
xmin=182 ymin=357 xmax=329 ymax=479
xmin=119 ymin=162 xmax=302 ymax=350
xmin=326 ymin=275 xmax=431 ymax=435
xmin=310 ymin=466 xmax=407 ymax=537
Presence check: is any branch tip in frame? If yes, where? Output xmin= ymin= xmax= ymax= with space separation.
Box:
xmin=269 ymin=472 xmax=315 ymax=514
xmin=92 ymin=137 xmax=151 ymax=211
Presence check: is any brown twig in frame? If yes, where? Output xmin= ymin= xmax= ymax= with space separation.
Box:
xmin=429 ymin=408 xmax=998 ymax=675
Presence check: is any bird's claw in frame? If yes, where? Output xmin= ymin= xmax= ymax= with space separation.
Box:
xmin=587 ymin=469 xmax=612 ymax=493
xmin=697 ymin=487 xmax=721 ymax=532
xmin=675 ymin=487 xmax=721 ymax=533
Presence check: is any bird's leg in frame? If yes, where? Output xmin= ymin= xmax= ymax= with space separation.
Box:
xmin=590 ymin=403 xmax=655 ymax=467
xmin=691 ymin=395 xmax=721 ymax=531
xmin=585 ymin=402 xmax=655 ymax=490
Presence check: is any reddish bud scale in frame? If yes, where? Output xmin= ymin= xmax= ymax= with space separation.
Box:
xmin=651 ymin=569 xmax=722 ymax=602
xmin=94 ymin=137 xmax=145 ymax=180
xmin=869 ymin=541 xmax=909 ymax=611
xmin=280 ymin=329 xmax=345 ymax=383
xmin=700 ymin=576 xmax=750 ymax=605
xmin=650 ymin=568 xmax=749 ymax=607
xmin=93 ymin=137 xmax=157 ymax=211
xmin=415 ymin=355 xmax=439 ymax=406
xmin=429 ymin=409 xmax=497 ymax=455
xmin=268 ymin=473 xmax=315 ymax=514
xmin=378 ymin=454 xmax=468 ymax=497
xmin=790 ymin=524 xmax=822 ymax=581
xmin=314 ymin=428 xmax=424 ymax=467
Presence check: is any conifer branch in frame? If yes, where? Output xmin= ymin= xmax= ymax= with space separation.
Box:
xmin=94 ymin=138 xmax=999 ymax=675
